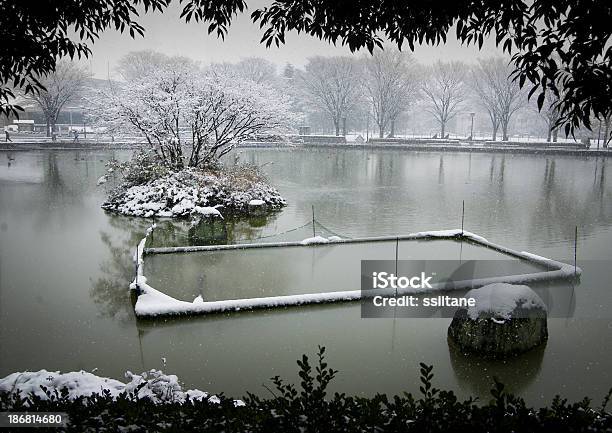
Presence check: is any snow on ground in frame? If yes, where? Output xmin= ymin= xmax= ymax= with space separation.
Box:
xmin=466 ymin=283 xmax=547 ymax=321
xmin=0 ymin=369 xmax=244 ymax=406
xmin=102 ymin=168 xmax=285 ymax=218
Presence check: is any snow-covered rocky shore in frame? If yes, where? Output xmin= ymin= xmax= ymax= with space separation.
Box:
xmin=101 ymin=167 xmax=286 ymax=218
xmin=0 ymin=369 xmax=244 ymax=406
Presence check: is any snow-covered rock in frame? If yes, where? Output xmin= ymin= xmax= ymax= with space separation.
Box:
xmin=465 ymin=283 xmax=547 ymax=321
xmin=448 ymin=283 xmax=548 ymax=358
xmin=0 ymin=369 xmax=243 ymax=406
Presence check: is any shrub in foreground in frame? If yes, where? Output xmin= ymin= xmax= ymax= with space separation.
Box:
xmin=1 ymin=347 xmax=611 ymax=432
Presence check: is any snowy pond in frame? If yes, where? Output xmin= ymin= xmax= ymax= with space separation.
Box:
xmin=0 ymin=147 xmax=611 ymax=405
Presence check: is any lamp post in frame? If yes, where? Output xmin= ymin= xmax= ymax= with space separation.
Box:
xmin=81 ymin=106 xmax=86 ymax=139
xmin=469 ymin=112 xmax=475 ymax=140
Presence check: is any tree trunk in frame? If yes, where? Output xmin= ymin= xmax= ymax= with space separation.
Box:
xmin=334 ymin=118 xmax=340 ymax=136
xmin=502 ymin=122 xmax=508 ymax=141
xmin=389 ymin=120 xmax=395 ymax=138
xmin=552 ymin=129 xmax=558 ymax=142
xmin=440 ymin=122 xmax=445 ymax=138
xmin=546 ymin=127 xmax=552 ymax=142
xmin=46 ymin=119 xmax=50 ymax=137
xmin=50 ymin=118 xmax=57 ymax=141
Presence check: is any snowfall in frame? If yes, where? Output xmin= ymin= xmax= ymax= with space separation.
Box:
xmin=0 ymin=369 xmax=244 ymax=406
xmin=101 ymin=168 xmax=286 ymax=218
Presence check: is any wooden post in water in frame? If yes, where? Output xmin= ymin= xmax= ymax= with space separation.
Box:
xmin=461 ymin=200 xmax=465 ymax=235
xmin=574 ymin=225 xmax=578 ymax=277
xmin=395 ymin=236 xmax=399 ymax=296
xmin=312 ymin=205 xmax=316 ymax=238
xmin=134 ymin=243 xmax=139 ymax=291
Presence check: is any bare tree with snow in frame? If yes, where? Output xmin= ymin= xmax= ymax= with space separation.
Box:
xmin=116 ymin=50 xmax=170 ymax=81
xmin=422 ymin=61 xmax=466 ymax=138
xmin=298 ymin=56 xmax=361 ymax=136
xmin=536 ymin=92 xmax=563 ymax=142
xmin=92 ymin=55 xmax=295 ymax=168
xmin=362 ymin=49 xmax=420 ymax=138
xmin=23 ymin=60 xmax=90 ymax=137
xmin=234 ymin=57 xmax=277 ymax=84
xmin=471 ymin=58 xmax=527 ymax=141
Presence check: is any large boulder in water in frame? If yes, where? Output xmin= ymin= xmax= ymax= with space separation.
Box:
xmin=448 ymin=283 xmax=548 ymax=358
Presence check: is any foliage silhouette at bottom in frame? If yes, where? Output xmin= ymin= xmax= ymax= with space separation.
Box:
xmin=1 ymin=346 xmax=611 ymax=432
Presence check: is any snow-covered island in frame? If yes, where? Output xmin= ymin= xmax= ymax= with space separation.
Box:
xmin=90 ymin=54 xmax=298 ymax=219
xmin=101 ymin=157 xmax=286 ymax=218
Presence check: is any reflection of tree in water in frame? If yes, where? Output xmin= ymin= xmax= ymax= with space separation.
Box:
xmin=527 ymin=157 xmax=612 ymax=246
xmin=90 ymin=216 xmax=151 ymax=323
xmin=147 ymin=212 xmax=282 ymax=248
xmin=447 ymin=336 xmax=545 ymax=399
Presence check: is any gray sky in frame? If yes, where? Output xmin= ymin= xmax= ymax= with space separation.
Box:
xmin=88 ymin=1 xmax=502 ymax=78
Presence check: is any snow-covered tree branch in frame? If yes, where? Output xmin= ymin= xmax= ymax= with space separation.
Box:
xmin=91 ymin=54 xmax=296 ymax=169
xmin=362 ymin=49 xmax=420 ymax=138
xmin=422 ymin=61 xmax=466 ymax=138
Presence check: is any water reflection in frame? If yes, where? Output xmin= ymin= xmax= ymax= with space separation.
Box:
xmin=90 ymin=216 xmax=151 ymax=323
xmin=146 ymin=212 xmax=283 ymax=248
xmin=1 ymin=148 xmax=611 ymax=404
xmin=448 ymin=337 xmax=546 ymax=398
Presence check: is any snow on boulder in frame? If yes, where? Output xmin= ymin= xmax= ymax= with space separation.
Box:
xmin=465 ymin=283 xmax=547 ymax=321
xmin=448 ymin=283 xmax=548 ymax=358
xmin=193 ymin=205 xmax=223 ymax=219
xmin=248 ymin=198 xmax=266 ymax=216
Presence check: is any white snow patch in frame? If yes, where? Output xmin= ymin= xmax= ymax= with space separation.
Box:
xmin=249 ymin=199 xmax=265 ymax=206
xmin=193 ymin=205 xmax=224 ymax=219
xmin=0 ymin=369 xmax=243 ymax=406
xmin=300 ymin=235 xmax=331 ymax=245
xmin=466 ymin=283 xmax=547 ymax=321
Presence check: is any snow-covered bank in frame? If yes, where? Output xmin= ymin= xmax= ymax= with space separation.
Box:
xmin=0 ymin=369 xmax=243 ymax=406
xmin=102 ymin=166 xmax=285 ymax=218
xmin=133 ymin=228 xmax=581 ymax=317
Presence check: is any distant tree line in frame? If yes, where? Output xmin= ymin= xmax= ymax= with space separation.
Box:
xmin=15 ymin=49 xmax=610 ymax=145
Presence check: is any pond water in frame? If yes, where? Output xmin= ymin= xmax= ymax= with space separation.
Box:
xmin=0 ymin=147 xmax=611 ymax=406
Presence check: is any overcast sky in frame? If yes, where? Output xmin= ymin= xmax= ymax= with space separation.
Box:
xmin=88 ymin=1 xmax=502 ymax=78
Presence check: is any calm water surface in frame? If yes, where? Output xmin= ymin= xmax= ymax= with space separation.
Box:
xmin=0 ymin=147 xmax=611 ymax=405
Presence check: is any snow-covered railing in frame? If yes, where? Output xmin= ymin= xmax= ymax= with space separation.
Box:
xmin=132 ymin=228 xmax=581 ymax=318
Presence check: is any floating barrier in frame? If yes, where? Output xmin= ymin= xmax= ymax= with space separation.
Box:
xmin=131 ymin=226 xmax=581 ymax=318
